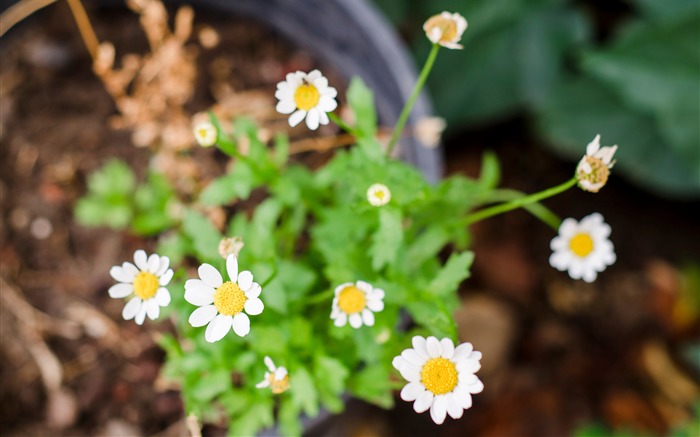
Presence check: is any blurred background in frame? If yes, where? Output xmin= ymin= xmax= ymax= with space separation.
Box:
xmin=1 ymin=0 xmax=698 ymax=436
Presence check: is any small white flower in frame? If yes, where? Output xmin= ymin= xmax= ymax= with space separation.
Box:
xmin=185 ymin=254 xmax=264 ymax=342
xmin=330 ymin=281 xmax=384 ymax=328
xmin=218 ymin=236 xmax=244 ymax=259
xmin=576 ymin=134 xmax=618 ymax=193
xmin=550 ymin=213 xmax=616 ymax=283
xmin=423 ymin=12 xmax=468 ymax=49
xmin=275 ymin=69 xmax=338 ymax=130
xmin=193 ymin=122 xmax=217 ymax=147
xmin=393 ymin=336 xmax=484 ymax=425
xmin=109 ymin=250 xmax=173 ymax=325
xmin=367 ymin=183 xmax=391 ymax=206
xmin=255 ymin=356 xmax=290 ymax=394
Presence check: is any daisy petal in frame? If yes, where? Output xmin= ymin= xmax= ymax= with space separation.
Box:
xmin=198 ymin=264 xmax=222 ymax=288
xmin=237 ymin=271 xmax=253 ymax=291
xmin=349 ymin=313 xmax=362 ymax=328
xmin=134 ymin=250 xmax=148 ymax=271
xmin=122 ymin=298 xmax=141 ymax=320
xmin=226 ymin=254 xmax=238 ymax=282
xmin=256 ymin=379 xmax=271 ymax=389
xmin=276 ymin=98 xmax=296 ymax=114
xmin=109 ymin=283 xmax=133 ymax=298
xmin=333 ymin=312 xmax=347 ymax=327
xmin=264 ymin=356 xmax=275 ymax=372
xmin=156 ymin=257 xmax=170 ymax=276
xmin=288 ymin=110 xmax=306 ymax=127
xmin=184 ymin=280 xmax=215 ymax=306
xmin=453 ymin=386 xmax=473 ymax=409
xmin=189 ymin=305 xmax=218 ymax=327
xmin=367 ymin=299 xmax=384 ymax=312
xmin=232 ymin=313 xmax=251 ymax=337
xmin=457 ymin=359 xmax=481 ymax=373
xmin=402 ymin=349 xmax=426 ymax=367
xmin=122 ymin=262 xmax=139 ymax=279
xmin=412 ymin=336 xmax=430 ymax=359
xmin=147 ymin=254 xmax=160 ymax=273
xmin=361 ymin=309 xmax=375 ymax=326
xmin=445 ymin=392 xmax=464 ymax=420
xmin=245 ymin=283 xmax=261 ymax=299
xmin=440 ymin=338 xmax=455 ymax=359
xmin=306 ymin=108 xmax=320 ymax=130
xmin=413 ymin=391 xmax=434 ymax=413
xmin=205 ymin=314 xmax=233 ymax=343
xmin=430 ymin=395 xmax=448 ymax=425
xmin=466 ymin=378 xmax=484 ymax=394
xmin=134 ymin=303 xmax=147 ymax=325
xmin=400 ymin=381 xmax=425 ymax=402
xmin=244 ymin=297 xmax=264 ymax=316
xmin=159 ymin=269 xmax=174 ymax=286
xmin=398 ymin=363 xmax=421 ymax=383
xmin=155 ymin=288 xmax=171 ymax=306
xmin=275 ymin=367 xmax=288 ymax=379
xmin=110 ymin=266 xmax=133 ymax=284
xmin=426 ymin=336 xmax=442 ymax=358
xmin=146 ymin=299 xmax=160 ymax=320
xmin=452 ymin=342 xmax=474 ymax=361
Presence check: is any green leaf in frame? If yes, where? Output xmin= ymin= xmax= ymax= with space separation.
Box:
xmin=277 ymin=399 xmax=302 ymax=437
xmin=182 ymin=209 xmax=222 ymax=261
xmin=349 ymin=365 xmax=393 ymax=409
xmin=428 ymin=251 xmax=474 ymax=297
xmin=273 ymin=132 xmax=290 ymax=167
xmin=290 ymin=367 xmax=319 ymax=417
xmin=347 ymin=76 xmax=377 ymax=137
xmin=228 ymin=398 xmax=274 ymax=437
xmin=406 ymin=300 xmax=457 ymax=339
xmin=314 ymin=356 xmax=349 ymax=396
xmin=405 ymin=227 xmax=450 ymax=271
xmin=191 ymin=369 xmax=230 ymax=402
xmin=478 ymin=151 xmax=500 ymax=191
xmin=87 ymin=159 xmax=135 ymax=197
xmin=199 ymin=173 xmax=238 ymax=206
xmin=370 ymin=208 xmax=403 ymax=271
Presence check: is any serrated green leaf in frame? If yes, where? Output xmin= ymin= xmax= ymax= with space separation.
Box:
xmin=191 ymin=369 xmax=230 ymax=402
xmin=199 ymin=173 xmax=237 ymax=206
xmin=349 ymin=365 xmax=393 ymax=409
xmin=428 ymin=251 xmax=474 ymax=297
xmin=182 ymin=209 xmax=222 ymax=261
xmin=314 ymin=356 xmax=349 ymax=396
xmin=87 ymin=159 xmax=135 ymax=197
xmin=228 ymin=398 xmax=274 ymax=437
xmin=347 ymin=76 xmax=377 ymax=137
xmin=290 ymin=367 xmax=319 ymax=417
xmin=370 ymin=208 xmax=403 ymax=271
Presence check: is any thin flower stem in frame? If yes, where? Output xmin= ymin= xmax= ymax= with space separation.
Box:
xmin=306 ymin=289 xmax=334 ymax=305
xmin=463 ymin=177 xmax=577 ymax=226
xmin=66 ymin=0 xmax=100 ymax=61
xmin=328 ymin=112 xmax=358 ymax=136
xmin=386 ymin=43 xmax=440 ymax=156
xmin=486 ymin=189 xmax=563 ymax=230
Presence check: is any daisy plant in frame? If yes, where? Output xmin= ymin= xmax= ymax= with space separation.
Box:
xmin=79 ymin=10 xmax=624 ymax=436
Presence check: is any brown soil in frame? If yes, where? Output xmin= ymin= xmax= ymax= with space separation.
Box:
xmin=1 ymin=2 xmax=698 ymax=437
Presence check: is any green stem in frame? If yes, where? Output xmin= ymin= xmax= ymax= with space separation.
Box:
xmin=328 ymin=112 xmax=358 ymax=136
xmin=306 ymin=289 xmax=334 ymax=305
xmin=463 ymin=177 xmax=577 ymax=226
xmin=486 ymin=189 xmax=563 ymax=230
xmin=386 ymin=43 xmax=440 ymax=156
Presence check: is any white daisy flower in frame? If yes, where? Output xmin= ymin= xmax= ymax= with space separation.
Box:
xmin=108 ymin=250 xmax=173 ymax=325
xmin=392 ymin=336 xmax=484 ymax=425
xmin=330 ymin=281 xmax=384 ymax=328
xmin=193 ymin=121 xmax=217 ymax=147
xmin=550 ymin=213 xmax=616 ymax=283
xmin=367 ymin=183 xmax=391 ymax=207
xmin=423 ymin=12 xmax=468 ymax=49
xmin=255 ymin=356 xmax=290 ymax=394
xmin=185 ymin=254 xmax=264 ymax=342
xmin=576 ymin=134 xmax=618 ymax=193
xmin=275 ymin=69 xmax=338 ymax=130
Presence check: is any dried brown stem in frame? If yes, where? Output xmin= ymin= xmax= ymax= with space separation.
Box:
xmin=0 ymin=0 xmax=56 ymax=37
xmin=66 ymin=0 xmax=100 ymax=61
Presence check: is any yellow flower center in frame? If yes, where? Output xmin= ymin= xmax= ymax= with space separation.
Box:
xmin=374 ymin=190 xmax=385 ymax=200
xmin=337 ymin=285 xmax=366 ymax=314
xmin=425 ymin=16 xmax=458 ymax=43
xmin=133 ymin=271 xmax=159 ymax=300
xmin=268 ymin=374 xmax=290 ymax=394
xmin=294 ymin=84 xmax=320 ymax=111
xmin=214 ymin=281 xmax=247 ymax=316
xmin=421 ymin=357 xmax=458 ymax=395
xmin=197 ymin=128 xmax=210 ymax=139
xmin=570 ymin=233 xmax=594 ymax=257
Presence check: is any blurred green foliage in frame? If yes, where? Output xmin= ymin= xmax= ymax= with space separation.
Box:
xmin=374 ymin=0 xmax=700 ymax=197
